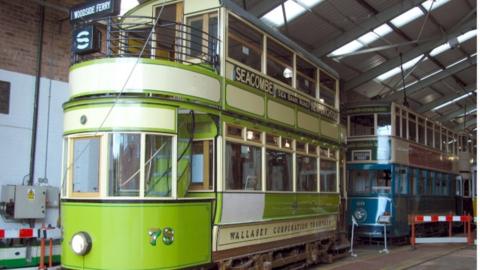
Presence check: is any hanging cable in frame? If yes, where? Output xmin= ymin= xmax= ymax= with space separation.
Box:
xmin=399 ymin=53 xmax=409 ymax=107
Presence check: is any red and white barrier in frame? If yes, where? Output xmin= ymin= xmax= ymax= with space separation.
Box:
xmin=0 ymin=227 xmax=61 ymax=240
xmin=410 ymin=215 xmax=473 ymax=247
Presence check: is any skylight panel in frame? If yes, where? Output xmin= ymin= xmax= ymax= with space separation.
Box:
xmin=377 ymin=55 xmax=424 ymax=81
xmin=391 ymin=7 xmax=424 ymax=28
xmin=329 ymin=40 xmax=364 ymax=57
xmin=457 ymin=29 xmax=477 ymax=43
xmin=421 ymin=0 xmax=450 ymax=10
xmin=358 ymin=32 xmax=379 ymax=44
xmin=120 ymin=0 xmax=139 ymax=15
xmin=373 ymin=24 xmax=393 ymax=36
xmin=262 ymin=0 xmax=324 ymax=27
xmin=432 ymin=92 xmax=474 ymax=111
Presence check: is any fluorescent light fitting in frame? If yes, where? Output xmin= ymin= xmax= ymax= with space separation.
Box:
xmin=391 ymin=7 xmax=423 ymax=28
xmin=262 ymin=0 xmax=324 ymax=27
xmin=421 ymin=0 xmax=450 ymax=10
xmin=457 ymin=29 xmax=477 ymax=43
xmin=329 ymin=40 xmax=364 ymax=57
xmin=432 ymin=92 xmax=474 ymax=111
xmin=377 ymin=55 xmax=423 ymax=81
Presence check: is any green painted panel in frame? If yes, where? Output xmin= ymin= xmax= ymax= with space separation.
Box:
xmin=61 ymin=202 xmax=212 ymax=270
xmin=0 ymin=255 xmax=60 ymax=268
xmin=263 ymin=193 xmax=339 ymax=219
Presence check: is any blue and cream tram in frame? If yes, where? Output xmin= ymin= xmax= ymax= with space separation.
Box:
xmin=346 ymin=103 xmax=461 ymax=238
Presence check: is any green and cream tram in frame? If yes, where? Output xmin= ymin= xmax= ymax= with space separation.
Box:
xmin=62 ymin=1 xmax=347 ymax=269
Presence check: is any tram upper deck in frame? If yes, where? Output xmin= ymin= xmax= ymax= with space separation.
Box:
xmin=68 ymin=0 xmax=341 ymax=141
xmin=345 ymin=102 xmax=461 ymax=174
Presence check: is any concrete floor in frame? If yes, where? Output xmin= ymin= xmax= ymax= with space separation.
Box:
xmin=310 ymin=244 xmax=476 ymax=270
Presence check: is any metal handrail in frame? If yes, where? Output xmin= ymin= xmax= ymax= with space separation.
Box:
xmin=72 ymin=16 xmax=220 ymax=70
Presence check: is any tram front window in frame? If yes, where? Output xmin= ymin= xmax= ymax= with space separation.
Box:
xmin=373 ymin=170 xmax=391 ymax=194
xmin=266 ymin=149 xmax=293 ymax=191
xmin=72 ymin=137 xmax=100 ymax=194
xmin=144 ymin=135 xmax=173 ymax=197
xmin=349 ymin=169 xmax=391 ymax=195
xmin=349 ymin=115 xmax=374 ymax=136
xmin=109 ymin=134 xmax=141 ymax=197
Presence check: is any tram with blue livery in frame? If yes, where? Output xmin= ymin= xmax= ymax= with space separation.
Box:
xmin=346 ymin=102 xmax=463 ymax=239
xmin=61 ymin=0 xmax=349 ymax=269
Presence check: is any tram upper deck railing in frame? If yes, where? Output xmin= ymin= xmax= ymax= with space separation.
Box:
xmin=71 ymin=16 xmax=220 ymax=69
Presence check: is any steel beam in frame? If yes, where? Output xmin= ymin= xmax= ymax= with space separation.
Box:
xmin=312 ymin=0 xmax=425 ymax=57
xmin=436 ymin=103 xmax=476 ymax=123
xmin=417 ymin=83 xmax=477 ymax=113
xmin=249 ymin=0 xmax=287 ymax=17
xmin=343 ymin=17 xmax=476 ymax=91
xmin=386 ymin=56 xmax=476 ymax=102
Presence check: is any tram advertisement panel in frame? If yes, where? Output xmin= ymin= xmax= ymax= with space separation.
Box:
xmin=409 ymin=144 xmax=453 ymax=171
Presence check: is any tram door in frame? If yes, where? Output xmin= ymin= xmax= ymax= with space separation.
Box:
xmin=154 ymin=2 xmax=183 ymax=60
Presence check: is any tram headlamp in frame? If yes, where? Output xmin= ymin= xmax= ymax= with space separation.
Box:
xmin=354 ymin=208 xmax=367 ymax=222
xmin=70 ymin=232 xmax=92 ymax=256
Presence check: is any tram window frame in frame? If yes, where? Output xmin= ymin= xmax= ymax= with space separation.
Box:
xmin=226 ymin=124 xmax=243 ymax=139
xmin=349 ymin=114 xmax=374 ymax=137
xmin=266 ymin=145 xmax=294 ymax=192
xmin=395 ymin=107 xmax=401 ymax=137
xmin=185 ymin=11 xmax=219 ymax=63
xmin=225 ymin=140 xmax=263 ymax=191
xmin=189 ymin=140 xmax=214 ymax=191
xmin=320 ymin=157 xmax=337 ymax=193
xmin=401 ymin=111 xmax=407 ymax=139
xmin=70 ymin=136 xmax=102 ymax=197
xmin=376 ymin=113 xmax=392 ymax=136
xmin=418 ymin=170 xmax=426 ymax=195
xmin=144 ymin=134 xmax=174 ymax=197
xmin=426 ymin=121 xmax=433 ymax=147
xmin=408 ymin=113 xmax=417 ymax=142
xmin=418 ymin=117 xmax=425 ymax=145
xmin=296 ymin=152 xmax=318 ymax=192
xmin=409 ymin=168 xmax=417 ymax=195
xmin=441 ymin=128 xmax=447 ymax=153
xmin=396 ymin=166 xmax=408 ymax=195
xmin=227 ymin=13 xmax=263 ymax=71
xmin=266 ymin=37 xmax=294 ymax=86
xmin=447 ymin=131 xmax=454 ymax=154
xmin=296 ymin=56 xmax=317 ymax=97
xmin=434 ymin=125 xmax=441 ymax=149
xmin=348 ymin=169 xmax=371 ymax=194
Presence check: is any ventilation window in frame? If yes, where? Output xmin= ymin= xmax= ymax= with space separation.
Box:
xmin=0 ymin=80 xmax=10 ymax=114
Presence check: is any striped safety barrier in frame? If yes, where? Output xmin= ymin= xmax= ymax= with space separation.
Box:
xmin=410 ymin=215 xmax=473 ymax=248
xmin=0 ymin=227 xmax=61 ymax=240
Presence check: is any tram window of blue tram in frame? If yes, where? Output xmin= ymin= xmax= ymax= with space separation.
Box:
xmin=297 ymin=155 xmax=318 ymax=192
xmin=266 ymin=149 xmax=293 ymax=191
xmin=376 ymin=113 xmax=391 ymax=136
xmin=418 ymin=170 xmax=426 ymax=195
xmin=72 ymin=137 xmax=100 ymax=193
xmin=144 ymin=135 xmax=173 ymax=196
xmin=372 ymin=170 xmax=391 ymax=194
xmin=225 ymin=142 xmax=262 ymax=190
xmin=190 ymin=140 xmax=213 ymax=190
xmin=349 ymin=115 xmax=374 ymax=136
xmin=320 ymin=159 xmax=337 ymax=192
xmin=349 ymin=170 xmax=371 ymax=194
xmin=109 ymin=134 xmax=141 ymax=197
xmin=395 ymin=167 xmax=408 ymax=195
xmin=267 ymin=37 xmax=293 ymax=86
xmin=296 ymin=56 xmax=316 ymax=97
xmin=408 ymin=168 xmax=417 ymax=195
xmin=228 ymin=15 xmax=262 ymax=71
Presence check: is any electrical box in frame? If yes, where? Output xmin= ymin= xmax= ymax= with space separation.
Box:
xmin=0 ymin=185 xmax=47 ymax=219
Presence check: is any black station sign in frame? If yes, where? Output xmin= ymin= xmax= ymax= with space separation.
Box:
xmin=70 ymin=0 xmax=120 ymax=22
xmin=233 ymin=65 xmax=338 ymax=122
xmin=72 ymin=25 xmax=102 ymax=54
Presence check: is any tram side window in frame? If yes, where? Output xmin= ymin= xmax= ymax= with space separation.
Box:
xmin=418 ymin=118 xmax=425 ymax=145
xmin=426 ymin=171 xmax=434 ymax=195
xmin=320 ymin=159 xmax=337 ymax=192
xmin=376 ymin=113 xmax=391 ymax=136
xmin=434 ymin=126 xmax=441 ymax=149
xmin=228 ymin=15 xmax=262 ymax=71
xmin=396 ymin=167 xmax=408 ymax=195
xmin=225 ymin=142 xmax=262 ymax=190
xmin=186 ymin=12 xmax=219 ymax=61
xmin=373 ymin=170 xmax=391 ymax=194
xmin=426 ymin=122 xmax=433 ymax=147
xmin=109 ymin=134 xmax=141 ymax=197
xmin=319 ymin=70 xmax=336 ymax=108
xmin=441 ymin=174 xmax=449 ymax=196
xmin=190 ymin=140 xmax=213 ymax=190
xmin=401 ymin=111 xmax=407 ymax=139
xmin=441 ymin=128 xmax=447 ymax=153
xmin=349 ymin=115 xmax=374 ymax=136
xmin=144 ymin=135 xmax=173 ymax=197
xmin=408 ymin=113 xmax=416 ymax=142
xmin=297 ymin=155 xmax=318 ymax=191
xmin=395 ymin=108 xmax=401 ymax=137
xmin=72 ymin=137 xmax=100 ymax=194
xmin=409 ymin=168 xmax=417 ymax=195
xmin=418 ymin=170 xmax=426 ymax=194
xmin=349 ymin=170 xmax=370 ymax=194
xmin=267 ymin=37 xmax=293 ymax=86
xmin=296 ymin=56 xmax=316 ymax=97
xmin=266 ymin=149 xmax=293 ymax=191
xmin=434 ymin=173 xmax=442 ymax=195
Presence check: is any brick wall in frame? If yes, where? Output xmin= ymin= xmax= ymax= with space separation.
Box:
xmin=0 ymin=0 xmax=82 ymax=82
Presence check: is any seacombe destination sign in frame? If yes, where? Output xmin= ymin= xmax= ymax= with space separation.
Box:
xmin=70 ymin=0 xmax=120 ymax=22
xmin=233 ymin=65 xmax=338 ymax=122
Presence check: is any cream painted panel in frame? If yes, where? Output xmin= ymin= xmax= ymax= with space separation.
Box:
xmin=391 ymin=138 xmax=409 ymax=165
xmin=184 ymin=0 xmax=220 ymax=14
xmin=64 ymin=105 xmax=175 ymax=132
xmin=320 ymin=120 xmax=338 ymax=140
xmin=221 ymin=193 xmax=265 ymax=224
xmin=226 ymin=85 xmax=264 ymax=116
xmin=297 ymin=111 xmax=319 ymax=133
xmin=267 ymin=100 xmax=295 ymax=126
xmin=70 ymin=61 xmax=221 ymax=102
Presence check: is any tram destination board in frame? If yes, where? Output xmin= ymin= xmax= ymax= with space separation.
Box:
xmin=70 ymin=0 xmax=120 ymax=22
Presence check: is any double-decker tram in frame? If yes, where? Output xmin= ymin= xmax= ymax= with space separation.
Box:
xmin=62 ymin=1 xmax=348 ymax=269
xmin=346 ymin=102 xmax=463 ymax=240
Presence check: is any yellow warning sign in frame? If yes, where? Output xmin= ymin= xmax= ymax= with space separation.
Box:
xmin=27 ymin=189 xmax=35 ymax=201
